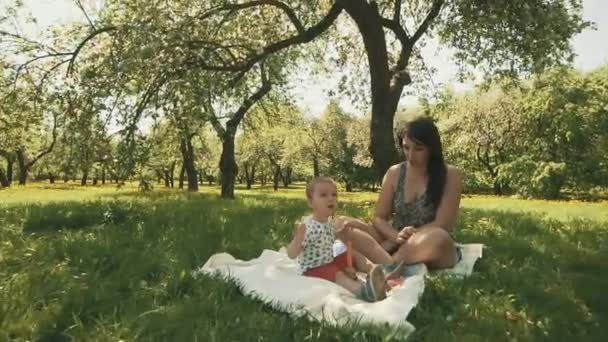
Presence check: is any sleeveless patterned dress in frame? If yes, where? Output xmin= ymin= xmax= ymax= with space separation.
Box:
xmin=390 ymin=162 xmax=462 ymax=262
xmin=391 ymin=163 xmax=436 ymax=229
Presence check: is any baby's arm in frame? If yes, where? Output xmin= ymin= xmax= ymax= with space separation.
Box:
xmin=286 ymin=223 xmax=307 ymax=259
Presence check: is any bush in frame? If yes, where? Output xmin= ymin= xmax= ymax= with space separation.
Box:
xmin=499 ymin=157 xmax=567 ymax=199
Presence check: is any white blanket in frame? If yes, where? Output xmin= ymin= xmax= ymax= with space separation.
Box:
xmin=194 ymin=243 xmax=483 ymax=338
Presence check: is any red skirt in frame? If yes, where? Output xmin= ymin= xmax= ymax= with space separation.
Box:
xmin=303 ymin=253 xmax=349 ymax=282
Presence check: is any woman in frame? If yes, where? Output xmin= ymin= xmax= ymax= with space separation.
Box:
xmin=345 ymin=116 xmax=463 ymax=270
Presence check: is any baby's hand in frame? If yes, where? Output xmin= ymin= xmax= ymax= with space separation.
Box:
xmin=294 ymin=223 xmax=307 ymax=243
xmin=343 ymin=266 xmax=358 ymax=280
xmin=334 ymin=216 xmax=352 ymax=233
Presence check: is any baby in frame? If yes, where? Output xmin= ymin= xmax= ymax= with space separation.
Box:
xmin=286 ymin=177 xmax=387 ymax=302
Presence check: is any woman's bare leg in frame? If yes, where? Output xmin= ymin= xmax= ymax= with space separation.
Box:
xmin=354 ymin=221 xmax=384 ymax=242
xmin=381 ymin=240 xmax=399 ymax=253
xmin=339 ymin=228 xmax=395 ymax=264
xmin=392 ymin=227 xmax=458 ymax=269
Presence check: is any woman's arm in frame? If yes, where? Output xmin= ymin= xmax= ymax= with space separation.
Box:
xmin=373 ymin=165 xmax=401 ymax=242
xmin=418 ymin=166 xmax=463 ymax=232
xmin=286 ymin=223 xmax=307 ymax=259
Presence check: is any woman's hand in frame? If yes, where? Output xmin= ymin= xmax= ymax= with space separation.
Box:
xmin=396 ymin=226 xmax=417 ymax=243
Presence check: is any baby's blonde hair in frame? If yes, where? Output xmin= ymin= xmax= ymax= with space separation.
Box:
xmin=305 ymin=176 xmax=337 ymax=199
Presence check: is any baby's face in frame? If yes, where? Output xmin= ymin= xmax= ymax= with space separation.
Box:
xmin=308 ymin=182 xmax=338 ymax=218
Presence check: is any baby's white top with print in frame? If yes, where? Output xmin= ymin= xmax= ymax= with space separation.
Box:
xmin=297 ymin=216 xmax=336 ymax=274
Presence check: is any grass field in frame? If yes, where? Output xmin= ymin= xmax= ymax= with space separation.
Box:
xmin=1 ymin=183 xmax=607 ymax=341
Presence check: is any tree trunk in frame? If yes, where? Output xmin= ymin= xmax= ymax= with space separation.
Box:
xmin=102 ymin=166 xmax=106 ymax=185
xmin=212 ymin=72 xmax=271 ymax=198
xmin=169 ymin=161 xmax=176 ymax=188
xmin=180 ymin=135 xmax=199 ymax=192
xmin=281 ymin=167 xmax=292 ymax=188
xmin=81 ymin=170 xmax=89 ymax=186
xmin=49 ymin=173 xmax=55 ymax=184
xmin=313 ymin=156 xmax=320 ymax=178
xmin=260 ymin=169 xmax=266 ymax=187
xmin=219 ymin=135 xmax=238 ymax=199
xmin=493 ymin=180 xmax=503 ymax=196
xmin=0 ymin=168 xmax=9 ymax=187
xmin=345 ymin=180 xmax=353 ymax=192
xmin=6 ymin=157 xmax=14 ymax=186
xmin=16 ymin=151 xmax=27 ymax=185
xmin=273 ymin=167 xmax=280 ymax=191
xmin=93 ymin=175 xmax=98 ymax=186
xmin=178 ymin=161 xmax=186 ymax=190
xmin=163 ymin=168 xmax=171 ymax=188
xmin=244 ymin=163 xmax=256 ymax=190
xmin=339 ymin=0 xmax=426 ymax=177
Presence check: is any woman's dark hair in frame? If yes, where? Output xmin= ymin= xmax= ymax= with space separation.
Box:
xmin=397 ymin=117 xmax=447 ymax=210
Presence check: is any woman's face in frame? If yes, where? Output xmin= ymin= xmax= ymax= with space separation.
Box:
xmin=402 ymin=135 xmax=430 ymax=168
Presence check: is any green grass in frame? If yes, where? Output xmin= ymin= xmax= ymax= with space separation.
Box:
xmin=1 ymin=183 xmax=607 ymax=341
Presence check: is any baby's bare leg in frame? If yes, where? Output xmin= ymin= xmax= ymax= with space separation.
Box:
xmin=352 ymin=250 xmax=373 ymax=273
xmin=335 ymin=270 xmax=364 ymax=294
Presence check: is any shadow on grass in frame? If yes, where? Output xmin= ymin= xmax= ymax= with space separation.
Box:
xmin=408 ymin=208 xmax=607 ymax=341
xmin=1 ymin=194 xmax=607 ymax=341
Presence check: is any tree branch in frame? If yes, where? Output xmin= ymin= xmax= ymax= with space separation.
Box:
xmin=15 ymin=52 xmax=73 ymax=82
xmin=74 ymin=0 xmax=97 ymax=29
xmin=67 ymin=26 xmax=117 ymax=75
xmin=26 ymin=110 xmax=59 ymax=168
xmin=393 ymin=0 xmax=403 ymax=24
xmin=409 ymin=0 xmax=444 ymax=46
xmin=226 ymin=65 xmax=272 ymax=133
xmin=190 ymin=4 xmax=342 ymax=82
xmin=206 ymin=93 xmax=226 ymax=138
xmin=201 ymin=0 xmax=306 ymax=35
xmin=121 ymin=72 xmax=172 ymax=142
xmin=389 ymin=0 xmax=445 ymax=91
xmin=0 ymin=30 xmax=61 ymax=54
xmin=380 ymin=17 xmax=409 ymax=45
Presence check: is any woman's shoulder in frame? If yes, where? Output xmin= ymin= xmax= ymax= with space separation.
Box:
xmin=386 ymin=162 xmax=405 ymax=177
xmin=445 ymin=164 xmax=463 ymax=183
xmin=381 ymin=163 xmax=404 ymax=187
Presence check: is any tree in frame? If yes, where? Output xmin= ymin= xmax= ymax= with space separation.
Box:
xmin=436 ymin=86 xmax=526 ymax=195
xmin=106 ymin=0 xmax=585 ymax=177
xmin=237 ymin=101 xmax=307 ymax=190
xmin=318 ymin=100 xmax=357 ymax=191
xmin=0 ymin=74 xmax=61 ymax=185
xmin=512 ymin=67 xmax=608 ymax=197
xmin=346 ymin=113 xmax=378 ymax=190
xmin=428 ymin=66 xmax=608 ymax=199
xmin=2 ymin=0 xmax=591 ymax=191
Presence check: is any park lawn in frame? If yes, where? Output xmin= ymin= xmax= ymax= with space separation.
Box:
xmin=1 ymin=184 xmax=607 ymax=341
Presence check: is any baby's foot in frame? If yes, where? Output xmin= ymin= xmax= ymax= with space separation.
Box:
xmin=367 ymin=265 xmax=387 ymax=301
xmin=382 ymin=261 xmax=405 ymax=280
